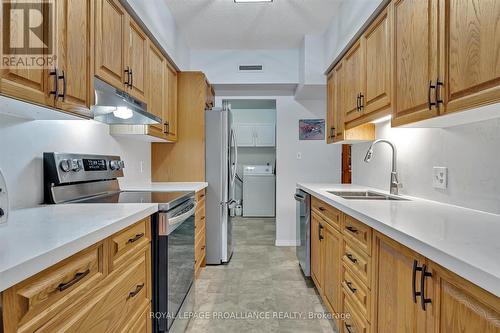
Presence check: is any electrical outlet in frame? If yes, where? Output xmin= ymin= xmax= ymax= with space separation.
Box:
xmin=296 ymin=152 xmax=302 ymax=160
xmin=433 ymin=167 xmax=448 ymax=189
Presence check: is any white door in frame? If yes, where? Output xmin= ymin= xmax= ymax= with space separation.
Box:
xmin=254 ymin=124 xmax=275 ymax=147
xmin=235 ymin=124 xmax=255 ymax=147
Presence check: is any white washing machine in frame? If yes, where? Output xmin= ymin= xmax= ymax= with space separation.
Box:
xmin=242 ymin=165 xmax=276 ymax=217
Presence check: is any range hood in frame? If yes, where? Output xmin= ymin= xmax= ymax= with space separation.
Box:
xmin=92 ymin=78 xmax=161 ymax=125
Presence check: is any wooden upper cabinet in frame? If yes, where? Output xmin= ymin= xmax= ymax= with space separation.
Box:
xmin=95 ymin=0 xmax=127 ymax=89
xmin=54 ymin=0 xmax=93 ymax=114
xmin=441 ymin=0 xmax=500 ymax=115
xmin=374 ymin=232 xmax=428 ymax=333
xmin=361 ymin=6 xmax=391 ymax=116
xmin=0 ymin=1 xmax=49 ymax=106
xmin=322 ymin=222 xmax=342 ymax=314
xmin=427 ymin=262 xmax=500 ymax=333
xmin=165 ymin=63 xmax=178 ymax=142
xmin=326 ymin=72 xmax=335 ymax=144
xmin=391 ymin=0 xmax=439 ymax=126
xmin=147 ymin=42 xmax=166 ymax=138
xmin=333 ymin=63 xmax=346 ymax=142
xmin=126 ymin=18 xmax=148 ymax=102
xmin=343 ymin=41 xmax=364 ymax=123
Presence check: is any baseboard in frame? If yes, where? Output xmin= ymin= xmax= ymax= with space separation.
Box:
xmin=275 ymin=239 xmax=299 ymax=246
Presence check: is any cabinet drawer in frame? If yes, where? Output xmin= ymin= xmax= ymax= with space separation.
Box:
xmin=195 ymin=202 xmax=206 ymax=232
xmin=342 ymin=215 xmax=372 ymax=255
xmin=39 ymin=249 xmax=150 ymax=333
xmin=311 ymin=197 xmax=341 ymax=229
xmin=110 ymin=218 xmax=150 ymax=270
xmin=342 ymin=296 xmax=370 ymax=333
xmin=2 ymin=243 xmax=105 ymax=332
xmin=342 ymin=240 xmax=371 ymax=287
xmin=342 ymin=264 xmax=371 ymax=322
xmin=195 ymin=189 xmax=206 ymax=203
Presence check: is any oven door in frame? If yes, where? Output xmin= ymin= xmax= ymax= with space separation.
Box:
xmin=152 ymin=201 xmax=195 ymax=332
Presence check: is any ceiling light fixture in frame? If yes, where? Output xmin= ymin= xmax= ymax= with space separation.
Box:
xmin=234 ymin=0 xmax=273 ymax=3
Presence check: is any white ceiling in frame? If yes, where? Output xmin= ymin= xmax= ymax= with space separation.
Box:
xmin=164 ymin=0 xmax=341 ymax=49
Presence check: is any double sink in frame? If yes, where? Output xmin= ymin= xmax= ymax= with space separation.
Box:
xmin=328 ymin=190 xmax=409 ymax=201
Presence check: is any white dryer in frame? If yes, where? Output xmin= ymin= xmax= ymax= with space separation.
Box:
xmin=242 ymin=165 xmax=276 ymax=217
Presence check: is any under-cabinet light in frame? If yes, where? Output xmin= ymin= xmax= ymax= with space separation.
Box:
xmin=372 ymin=115 xmax=392 ymax=124
xmin=234 ymin=0 xmax=273 ymax=3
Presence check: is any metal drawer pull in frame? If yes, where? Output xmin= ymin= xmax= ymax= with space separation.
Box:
xmin=428 ymin=80 xmax=436 ymax=110
xmin=346 ymin=281 xmax=357 ymax=293
xmin=49 ymin=68 xmax=59 ymax=100
xmin=124 ymin=66 xmax=130 ymax=85
xmin=318 ymin=206 xmax=326 ymax=212
xmin=345 ymin=323 xmax=355 ymax=333
xmin=420 ymin=264 xmax=432 ymax=310
xmin=127 ymin=233 xmax=145 ymax=244
xmin=346 ymin=226 xmax=358 ymax=234
xmin=127 ymin=283 xmax=145 ymax=300
xmin=58 ymin=269 xmax=90 ymax=292
xmin=346 ymin=253 xmax=358 ymax=264
xmin=318 ymin=224 xmax=324 ymax=240
xmin=412 ymin=260 xmax=422 ymax=303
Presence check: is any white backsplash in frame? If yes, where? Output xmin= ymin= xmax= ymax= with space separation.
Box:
xmin=0 ymin=114 xmax=151 ymax=209
xmin=352 ymin=118 xmax=500 ymax=214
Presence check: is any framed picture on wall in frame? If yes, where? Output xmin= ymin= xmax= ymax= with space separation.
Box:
xmin=299 ymin=119 xmax=325 ymax=140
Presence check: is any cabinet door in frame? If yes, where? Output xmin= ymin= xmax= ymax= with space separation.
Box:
xmin=428 ymin=262 xmax=500 ymax=333
xmin=374 ymin=232 xmax=427 ymax=333
xmin=343 ymin=41 xmax=364 ymax=123
xmin=54 ymin=0 xmax=92 ymax=115
xmin=126 ymin=18 xmax=148 ymax=102
xmin=322 ymin=222 xmax=342 ymax=314
xmin=235 ymin=124 xmax=255 ymax=147
xmin=362 ymin=7 xmax=391 ymax=116
xmin=0 ymin=1 xmax=50 ymax=106
xmin=442 ymin=0 xmax=500 ymax=115
xmin=333 ymin=62 xmax=345 ymax=142
xmin=391 ymin=0 xmax=439 ymax=126
xmin=165 ymin=63 xmax=178 ymax=142
xmin=326 ymin=72 xmax=335 ymax=144
xmin=95 ymin=0 xmax=127 ymax=89
xmin=254 ymin=124 xmax=275 ymax=147
xmin=311 ymin=213 xmax=323 ymax=292
xmin=147 ymin=42 xmax=166 ymax=138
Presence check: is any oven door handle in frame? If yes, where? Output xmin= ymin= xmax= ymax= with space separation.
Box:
xmin=168 ymin=204 xmax=197 ymax=226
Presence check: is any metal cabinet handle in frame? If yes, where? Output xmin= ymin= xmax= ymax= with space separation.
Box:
xmin=435 ymin=79 xmax=443 ymax=109
xmin=124 ymin=66 xmax=130 ymax=85
xmin=127 ymin=283 xmax=145 ymax=300
xmin=294 ymin=194 xmax=305 ymax=202
xmin=127 ymin=233 xmax=145 ymax=244
xmin=346 ymin=226 xmax=358 ymax=234
xmin=412 ymin=260 xmax=422 ymax=303
xmin=359 ymin=93 xmax=364 ymax=111
xmin=356 ymin=93 xmax=360 ymax=111
xmin=346 ymin=253 xmax=358 ymax=264
xmin=58 ymin=70 xmax=66 ymax=101
xmin=346 ymin=281 xmax=357 ymax=293
xmin=49 ymin=68 xmax=59 ymax=100
xmin=345 ymin=323 xmax=355 ymax=333
xmin=420 ymin=264 xmax=432 ymax=310
xmin=58 ymin=268 xmax=90 ymax=292
xmin=428 ymin=80 xmax=436 ymax=110
xmin=318 ymin=206 xmax=326 ymax=212
xmin=129 ymin=68 xmax=133 ymax=87
xmin=318 ymin=224 xmax=324 ymax=240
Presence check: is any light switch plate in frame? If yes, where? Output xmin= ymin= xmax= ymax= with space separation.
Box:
xmin=433 ymin=167 xmax=448 ymax=189
xmin=296 ymin=152 xmax=302 ymax=160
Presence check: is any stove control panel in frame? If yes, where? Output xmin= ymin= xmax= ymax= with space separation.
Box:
xmin=44 ymin=153 xmax=124 ymax=185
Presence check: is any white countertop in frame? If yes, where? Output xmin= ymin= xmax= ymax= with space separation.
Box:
xmin=0 ymin=203 xmax=158 ymax=292
xmin=120 ymin=181 xmax=208 ymax=193
xmin=298 ymin=183 xmax=500 ymax=297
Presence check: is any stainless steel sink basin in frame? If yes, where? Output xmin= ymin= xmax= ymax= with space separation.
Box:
xmin=327 ymin=190 xmax=409 ymax=201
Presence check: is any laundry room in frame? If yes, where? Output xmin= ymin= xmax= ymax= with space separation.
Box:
xmin=228 ymin=99 xmax=276 ymax=218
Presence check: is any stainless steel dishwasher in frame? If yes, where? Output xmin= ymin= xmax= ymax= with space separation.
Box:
xmin=295 ymin=189 xmax=311 ymax=276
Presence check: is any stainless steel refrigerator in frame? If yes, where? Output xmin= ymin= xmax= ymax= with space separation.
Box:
xmin=205 ymin=102 xmax=236 ymax=264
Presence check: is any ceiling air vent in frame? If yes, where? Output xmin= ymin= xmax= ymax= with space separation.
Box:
xmin=239 ymin=65 xmax=263 ymax=72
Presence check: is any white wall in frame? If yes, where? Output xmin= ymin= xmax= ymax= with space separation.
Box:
xmin=190 ymin=49 xmax=300 ymax=84
xmin=352 ymin=118 xmax=500 ymax=214
xmin=322 ymin=0 xmax=383 ymax=71
xmin=216 ymin=96 xmax=342 ymax=246
xmin=0 ymin=114 xmax=151 ymax=210
xmin=126 ymin=0 xmax=190 ymax=69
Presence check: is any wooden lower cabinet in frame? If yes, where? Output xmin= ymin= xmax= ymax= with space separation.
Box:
xmin=322 ymin=222 xmax=342 ymax=315
xmin=1 ymin=218 xmax=152 ymax=333
xmin=311 ymin=212 xmax=323 ymax=292
xmin=194 ymin=189 xmax=207 ymax=278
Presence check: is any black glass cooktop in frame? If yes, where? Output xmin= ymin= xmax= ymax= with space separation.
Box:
xmin=73 ymin=191 xmax=193 ymax=211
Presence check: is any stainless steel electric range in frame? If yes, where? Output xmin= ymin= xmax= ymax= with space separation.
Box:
xmin=43 ymin=152 xmax=196 ymax=333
